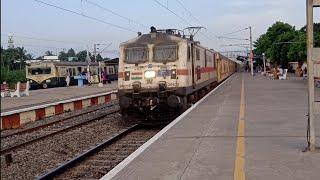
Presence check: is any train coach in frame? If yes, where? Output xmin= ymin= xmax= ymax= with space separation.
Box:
xmin=118 ymin=27 xmax=236 ymax=124
xmin=26 ymin=59 xmax=118 ymax=89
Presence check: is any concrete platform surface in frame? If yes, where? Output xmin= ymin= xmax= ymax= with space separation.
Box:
xmin=1 ymin=82 xmax=117 ymax=113
xmin=103 ymin=73 xmax=320 ymax=180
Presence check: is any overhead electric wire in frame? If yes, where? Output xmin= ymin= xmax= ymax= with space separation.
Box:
xmin=85 ymin=0 xmax=148 ymax=29
xmin=153 ymin=0 xmax=218 ymax=41
xmin=175 ymin=0 xmax=201 ymax=25
xmin=221 ymin=27 xmax=249 ymax=36
xmin=1 ymin=33 xmax=84 ymax=44
xmin=217 ymin=36 xmax=249 ymax=41
xmin=273 ymin=41 xmax=304 ymax=44
xmin=153 ymin=0 xmax=192 ymax=26
xmin=33 ymin=0 xmax=136 ymax=33
xmin=1 ymin=42 xmax=67 ymax=49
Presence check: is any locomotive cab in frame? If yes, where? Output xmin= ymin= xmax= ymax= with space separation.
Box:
xmin=118 ymin=28 xmax=189 ymax=123
xmin=118 ymin=27 xmax=234 ymax=124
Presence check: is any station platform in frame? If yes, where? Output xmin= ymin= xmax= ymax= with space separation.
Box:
xmin=1 ymin=82 xmax=118 ymax=129
xmin=1 ymin=82 xmax=117 ymax=113
xmin=103 ymin=73 xmax=320 ymax=180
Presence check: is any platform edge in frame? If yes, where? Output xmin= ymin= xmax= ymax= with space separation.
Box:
xmin=100 ymin=74 xmax=235 ymax=180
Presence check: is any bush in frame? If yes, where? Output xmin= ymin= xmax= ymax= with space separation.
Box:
xmin=1 ymin=67 xmax=26 ymax=87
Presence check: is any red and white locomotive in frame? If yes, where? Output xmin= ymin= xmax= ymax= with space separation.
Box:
xmin=118 ymin=27 xmax=236 ymax=123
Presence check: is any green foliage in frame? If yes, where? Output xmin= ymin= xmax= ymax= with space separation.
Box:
xmin=287 ymin=31 xmax=306 ymax=62
xmin=1 ymin=45 xmax=111 ymax=84
xmin=254 ymin=22 xmax=296 ymax=67
xmin=76 ymin=50 xmax=88 ymax=62
xmin=67 ymin=48 xmax=76 ymax=57
xmin=58 ymin=51 xmax=68 ymax=61
xmin=96 ymin=54 xmax=103 ymax=61
xmin=45 ymin=50 xmax=54 ymax=56
xmin=1 ymin=67 xmax=26 ymax=85
xmin=254 ymin=22 xmax=320 ymax=67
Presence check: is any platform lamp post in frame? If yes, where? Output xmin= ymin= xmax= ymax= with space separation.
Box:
xmin=98 ymin=61 xmax=103 ymax=87
xmin=86 ymin=48 xmax=91 ymax=84
xmin=249 ymin=26 xmax=254 ymax=76
xmin=262 ymin=53 xmax=266 ymax=75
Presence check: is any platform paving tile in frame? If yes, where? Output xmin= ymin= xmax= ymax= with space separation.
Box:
xmin=245 ymin=74 xmax=320 ymax=180
xmin=1 ymin=81 xmax=117 ymax=112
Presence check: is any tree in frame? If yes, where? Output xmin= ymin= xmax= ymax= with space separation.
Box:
xmin=58 ymin=51 xmax=68 ymax=61
xmin=255 ymin=22 xmax=320 ymax=67
xmin=26 ymin=53 xmax=33 ymax=60
xmin=76 ymin=50 xmax=91 ymax=62
xmin=287 ymin=31 xmax=306 ymax=62
xmin=254 ymin=21 xmax=298 ymax=67
xmin=67 ymin=48 xmax=76 ymax=57
xmin=96 ymin=54 xmax=103 ymax=61
xmin=45 ymin=50 xmax=54 ymax=56
xmin=16 ymin=47 xmax=27 ymax=69
xmin=3 ymin=48 xmax=19 ymax=70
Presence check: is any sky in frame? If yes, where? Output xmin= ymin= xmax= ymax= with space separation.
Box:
xmin=1 ymin=0 xmax=317 ymax=58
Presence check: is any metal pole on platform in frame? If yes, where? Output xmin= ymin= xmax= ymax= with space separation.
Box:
xmin=249 ymin=26 xmax=254 ymax=76
xmin=306 ymin=0 xmax=316 ymax=151
xmin=263 ymin=53 xmax=266 ymax=75
xmin=98 ymin=61 xmax=103 ymax=87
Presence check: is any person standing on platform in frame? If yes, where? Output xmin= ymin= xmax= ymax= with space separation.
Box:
xmin=102 ymin=71 xmax=107 ymax=84
xmin=65 ymin=70 xmax=70 ymax=87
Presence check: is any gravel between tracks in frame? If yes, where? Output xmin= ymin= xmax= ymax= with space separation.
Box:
xmin=0 ymin=111 xmax=134 ymax=180
xmin=54 ymin=128 xmax=161 ymax=179
xmin=1 ymin=104 xmax=119 ymax=150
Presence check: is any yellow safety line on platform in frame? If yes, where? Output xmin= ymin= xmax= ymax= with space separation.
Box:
xmin=234 ymin=75 xmax=246 ymax=180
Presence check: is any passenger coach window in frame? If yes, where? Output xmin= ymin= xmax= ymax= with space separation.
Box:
xmin=196 ymin=48 xmax=200 ymax=60
xmin=108 ymin=67 xmax=114 ymax=74
xmin=125 ymin=47 xmax=148 ymax=64
xmin=28 ymin=68 xmax=51 ymax=75
xmin=205 ymin=52 xmax=213 ymax=67
xmin=187 ymin=46 xmax=190 ymax=61
xmin=154 ymin=45 xmax=178 ymax=62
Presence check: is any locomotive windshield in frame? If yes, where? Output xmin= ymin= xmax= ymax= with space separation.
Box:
xmin=125 ymin=47 xmax=148 ymax=64
xmin=154 ymin=45 xmax=178 ymax=62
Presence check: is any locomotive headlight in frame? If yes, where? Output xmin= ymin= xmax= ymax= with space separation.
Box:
xmin=144 ymin=70 xmax=156 ymax=78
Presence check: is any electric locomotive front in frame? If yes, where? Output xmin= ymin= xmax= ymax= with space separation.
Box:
xmin=118 ymin=28 xmax=189 ymax=123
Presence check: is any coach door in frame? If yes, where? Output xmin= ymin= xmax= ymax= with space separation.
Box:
xmin=191 ymin=43 xmax=195 ymax=86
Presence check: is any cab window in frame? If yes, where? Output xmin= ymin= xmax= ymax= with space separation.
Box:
xmin=125 ymin=47 xmax=148 ymax=64
xmin=154 ymin=45 xmax=178 ymax=62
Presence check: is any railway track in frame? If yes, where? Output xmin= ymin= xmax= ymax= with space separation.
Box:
xmin=1 ymin=102 xmax=118 ymax=139
xmin=0 ymin=107 xmax=119 ymax=155
xmin=36 ymin=124 xmax=161 ymax=179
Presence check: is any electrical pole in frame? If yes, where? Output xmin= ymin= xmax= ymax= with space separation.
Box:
xmin=8 ymin=34 xmax=14 ymax=49
xmin=306 ymin=0 xmax=319 ymax=151
xmin=93 ymin=43 xmax=104 ymax=87
xmin=249 ymin=26 xmax=254 ymax=76
xmin=93 ymin=44 xmax=97 ymax=62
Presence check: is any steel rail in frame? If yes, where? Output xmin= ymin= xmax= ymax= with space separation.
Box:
xmin=0 ymin=110 xmax=120 ymax=155
xmin=36 ymin=124 xmax=139 ymax=180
